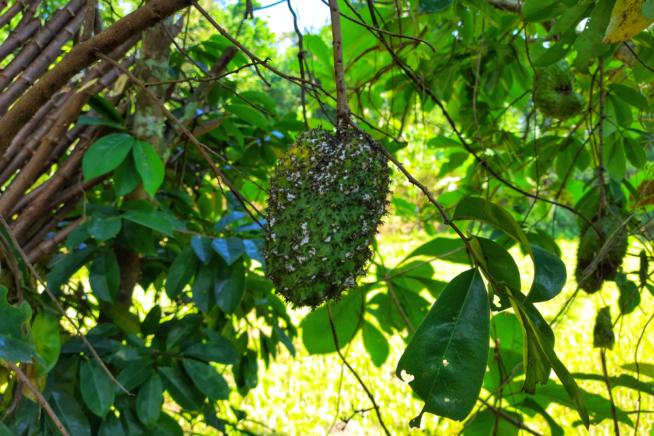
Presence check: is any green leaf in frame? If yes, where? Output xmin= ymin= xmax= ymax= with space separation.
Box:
xmin=115 ymin=360 xmax=155 ymax=393
xmin=519 ymin=306 xmax=590 ymax=428
xmin=159 ymin=364 xmax=206 ymax=411
xmin=83 ymin=133 xmax=135 ymax=181
xmin=165 ymin=246 xmax=200 ymax=300
xmin=525 ymin=244 xmax=567 ymax=303
xmin=301 ymin=289 xmax=363 ymax=355
xmin=453 ymin=197 xmax=533 ymax=259
xmin=48 ymin=246 xmax=97 ymax=292
xmin=605 ymin=138 xmax=627 ymax=182
xmin=214 ymin=211 xmax=248 ymax=231
xmin=191 ymin=235 xmax=214 ymax=264
xmin=132 ymin=140 xmax=164 ymax=198
xmin=214 ymin=258 xmax=245 ymax=314
xmin=89 ymin=214 xmax=122 ymax=242
xmin=137 ymin=373 xmax=163 ymax=428
xmin=573 ymin=0 xmax=617 ymax=74
xmin=142 ymin=305 xmax=162 ymax=336
xmin=403 ymin=237 xmax=468 ymax=264
xmin=0 ymin=335 xmax=45 ymax=366
xmin=272 ymin=325 xmax=295 ymax=357
xmin=122 ymin=211 xmax=174 ymax=237
xmin=183 ymin=329 xmax=239 ymax=365
xmin=362 ymin=321 xmax=389 ymax=367
xmin=78 ymin=116 xmax=126 ymax=129
xmin=32 ymin=311 xmax=60 ymax=375
xmin=47 ymin=391 xmax=91 ymax=436
xmin=114 ymin=152 xmax=141 ymax=197
xmin=396 ymin=269 xmax=490 ymax=422
xmin=182 ymin=359 xmax=230 ymax=400
xmin=624 ymin=137 xmax=647 ymax=169
xmin=611 ymin=84 xmax=648 ymax=111
xmin=98 ymin=412 xmax=126 ymax=436
xmin=99 ymin=301 xmax=141 ymax=334
xmin=0 ymin=286 xmax=32 ymax=342
xmin=80 ymin=359 xmax=115 ymax=418
xmin=146 ymin=413 xmax=183 ymax=436
xmin=89 ymin=250 xmax=120 ymax=303
xmin=211 ymin=237 xmax=245 ymax=265
xmin=618 ymin=278 xmax=640 ymax=315
xmin=438 ymin=152 xmax=469 ymax=177
xmin=88 ymin=94 xmax=124 ymax=124
xmin=226 ymin=104 xmax=268 ymax=130
xmin=470 ymin=236 xmax=521 ymax=293
xmin=622 ymin=362 xmax=654 ymax=378
xmin=418 ymin=0 xmax=454 ymax=12
xmin=463 ymin=408 xmax=519 ymax=435
xmin=520 ymin=399 xmax=564 ymax=436
xmin=522 ymin=0 xmax=565 ymax=22
xmin=166 ymin=313 xmax=202 ymax=351
xmin=192 ymin=259 xmax=218 ymax=312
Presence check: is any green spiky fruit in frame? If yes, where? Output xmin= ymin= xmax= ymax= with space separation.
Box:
xmin=575 ymin=215 xmax=628 ymax=294
xmin=262 ymin=129 xmax=391 ymax=309
xmin=533 ymin=60 xmax=585 ymax=120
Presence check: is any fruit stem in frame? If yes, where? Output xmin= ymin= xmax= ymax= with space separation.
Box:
xmin=328 ymin=0 xmax=352 ymax=131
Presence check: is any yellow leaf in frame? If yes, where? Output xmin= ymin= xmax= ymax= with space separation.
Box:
xmin=603 ymin=0 xmax=654 ymax=43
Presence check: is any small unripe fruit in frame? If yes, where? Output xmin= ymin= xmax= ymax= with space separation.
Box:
xmin=262 ymin=129 xmax=391 ymax=309
xmin=533 ymin=60 xmax=585 ymax=120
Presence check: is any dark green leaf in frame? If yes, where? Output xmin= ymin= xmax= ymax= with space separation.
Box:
xmin=165 ymin=246 xmax=199 ymax=299
xmin=78 ymin=116 xmax=125 ymax=129
xmin=214 ymin=258 xmax=245 ymax=314
xmin=211 ymin=237 xmax=245 ymax=265
xmin=48 ymin=246 xmax=97 ymax=292
xmin=418 ymin=0 xmax=454 ymax=12
xmin=573 ymin=0 xmax=617 ymax=74
xmin=396 ymin=269 xmax=489 ymax=421
xmin=98 ymin=413 xmax=126 ymax=436
xmin=115 ymin=360 xmax=155 ymax=393
xmin=362 ymin=321 xmax=389 ymax=367
xmin=114 ymin=152 xmax=141 ymax=197
xmin=89 ymin=214 xmax=122 ymax=242
xmin=88 ymin=94 xmax=124 ymax=124
xmin=166 ymin=313 xmax=203 ymax=351
xmin=624 ymin=137 xmax=647 ymax=169
xmin=146 ymin=413 xmax=183 ymax=436
xmin=132 ymin=140 xmax=164 ymax=198
xmin=214 ymin=211 xmax=249 ymax=231
xmin=191 ymin=235 xmax=214 ymax=264
xmin=83 ymin=133 xmax=135 ymax=181
xmin=89 ymin=250 xmax=120 ymax=303
xmin=403 ymin=237 xmax=468 ymax=264
xmin=159 ymin=364 xmax=206 ymax=411
xmin=611 ymin=84 xmax=648 ymax=111
xmin=122 ymin=211 xmax=174 ymax=237
xmin=453 ymin=197 xmax=533 ymax=259
xmin=183 ymin=329 xmax=239 ymax=365
xmin=622 ymin=362 xmax=654 ymax=378
xmin=273 ymin=325 xmax=295 ymax=358
xmin=80 ymin=359 xmax=115 ymax=418
xmin=47 ymin=391 xmax=91 ymax=436
xmin=137 ymin=373 xmax=163 ymax=428
xmin=142 ymin=305 xmax=162 ymax=336
xmin=525 ymin=244 xmax=567 ymax=303
xmin=226 ymin=104 xmax=268 ymax=130
xmin=182 ymin=359 xmax=230 ymax=400
xmin=618 ymin=278 xmax=640 ymax=315
xmin=0 ymin=335 xmax=45 ymax=366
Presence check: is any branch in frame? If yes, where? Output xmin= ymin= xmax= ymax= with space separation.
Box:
xmin=0 ymin=0 xmax=193 ymax=156
xmin=6 ymin=361 xmax=70 ymax=436
xmin=326 ymin=302 xmax=391 ymax=436
xmin=328 ymin=0 xmax=351 ymax=126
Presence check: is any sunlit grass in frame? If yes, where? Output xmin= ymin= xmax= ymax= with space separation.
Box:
xmin=229 ymin=232 xmax=654 ymax=435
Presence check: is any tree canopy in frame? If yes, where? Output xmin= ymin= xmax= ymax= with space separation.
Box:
xmin=0 ymin=0 xmax=653 ymax=434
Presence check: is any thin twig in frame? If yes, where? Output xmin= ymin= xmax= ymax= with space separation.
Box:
xmin=598 ymin=58 xmax=607 ymax=216
xmin=0 ymin=216 xmax=131 ymax=395
xmin=600 ymin=348 xmax=620 ymax=436
xmin=478 ymin=397 xmax=542 ymax=436
xmin=386 ymin=279 xmax=415 ymax=334
xmin=633 ymin=312 xmax=654 ymax=435
xmin=93 ymin=51 xmax=266 ymax=228
xmin=7 ymin=361 xmax=70 ymax=436
xmin=326 ymin=302 xmax=391 ymax=436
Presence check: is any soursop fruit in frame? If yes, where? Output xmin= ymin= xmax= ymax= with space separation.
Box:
xmin=575 ymin=214 xmax=628 ymax=294
xmin=533 ymin=60 xmax=585 ymax=120
xmin=262 ymin=129 xmax=391 ymax=309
